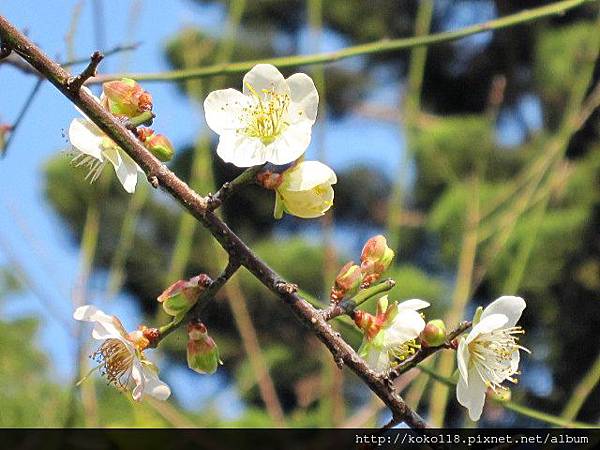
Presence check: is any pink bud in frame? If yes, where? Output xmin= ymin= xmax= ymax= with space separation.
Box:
xmin=360 ymin=235 xmax=394 ymax=287
xmin=187 ymin=320 xmax=221 ymax=375
xmin=330 ymin=261 xmax=363 ymax=301
xmin=102 ymin=78 xmax=153 ymax=117
xmin=158 ymin=274 xmax=212 ymax=318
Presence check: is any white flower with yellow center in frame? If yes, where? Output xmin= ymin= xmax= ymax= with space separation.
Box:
xmin=274 ymin=160 xmax=337 ymax=219
xmin=204 ymin=64 xmax=318 ymax=167
xmin=358 ymin=297 xmax=430 ymax=372
xmin=68 ymin=90 xmax=141 ymax=193
xmin=74 ymin=305 xmax=171 ymax=401
xmin=456 ymin=296 xmax=529 ymax=421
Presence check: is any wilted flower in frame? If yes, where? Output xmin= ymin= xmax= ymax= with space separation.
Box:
xmin=273 ymin=160 xmax=337 ymax=219
xmin=187 ymin=320 xmax=222 ymax=375
xmin=356 ymin=296 xmax=429 ymax=372
xmin=137 ymin=127 xmax=174 ymax=162
xmin=456 ymin=296 xmax=529 ymax=421
xmin=73 ymin=305 xmax=170 ymax=401
xmin=204 ymin=64 xmax=318 ymax=167
xmin=330 ymin=261 xmax=363 ymax=301
xmin=68 ymin=88 xmax=142 ymax=193
xmin=158 ymin=274 xmax=212 ymax=321
xmin=360 ymin=235 xmax=395 ymax=287
xmin=101 ymin=78 xmax=153 ymax=117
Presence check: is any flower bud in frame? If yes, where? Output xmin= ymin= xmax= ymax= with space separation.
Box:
xmin=256 ymin=170 xmax=283 ymax=190
xmin=143 ymin=131 xmax=175 ymax=162
xmin=353 ymin=310 xmax=380 ymax=340
xmin=187 ymin=320 xmax=221 ymax=375
xmin=102 ymin=78 xmax=153 ymax=117
xmin=0 ymin=124 xmax=12 ymax=153
xmin=158 ymin=274 xmax=212 ymax=319
xmin=360 ymin=235 xmax=394 ymax=287
xmin=330 ymin=261 xmax=363 ymax=301
xmin=419 ymin=319 xmax=447 ymax=347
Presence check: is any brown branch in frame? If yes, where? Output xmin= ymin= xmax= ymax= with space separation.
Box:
xmin=67 ymin=50 xmax=103 ymax=91
xmin=0 ymin=15 xmax=428 ymax=429
xmin=387 ymin=321 xmax=472 ymax=382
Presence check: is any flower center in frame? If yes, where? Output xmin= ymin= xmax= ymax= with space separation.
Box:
xmin=389 ymin=339 xmax=420 ymax=365
xmin=469 ymin=326 xmax=529 ymax=391
xmin=71 ymin=152 xmax=106 ymax=184
xmin=241 ymin=83 xmax=290 ymax=145
xmin=92 ymin=338 xmax=134 ymax=389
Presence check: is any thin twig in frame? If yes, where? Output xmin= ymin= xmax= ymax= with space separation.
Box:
xmin=156 ymin=260 xmax=241 ymax=344
xmin=207 ymin=164 xmax=265 ymax=210
xmin=1 ymin=77 xmax=43 ymax=157
xmin=67 ymin=50 xmax=103 ymax=91
xmin=88 ymin=0 xmax=598 ymax=84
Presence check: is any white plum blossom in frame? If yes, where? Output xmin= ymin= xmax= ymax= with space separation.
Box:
xmin=274 ymin=160 xmax=337 ymax=219
xmin=456 ymin=296 xmax=529 ymax=421
xmin=358 ymin=297 xmax=430 ymax=372
xmin=68 ymin=90 xmax=141 ymax=193
xmin=74 ymin=305 xmax=171 ymax=402
xmin=204 ymin=64 xmax=318 ymax=167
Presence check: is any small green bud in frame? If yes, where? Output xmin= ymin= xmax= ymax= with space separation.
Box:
xmin=330 ymin=261 xmax=363 ymax=301
xmin=420 ymin=319 xmax=447 ymax=347
xmin=187 ymin=320 xmax=221 ymax=375
xmin=157 ymin=274 xmax=211 ymax=319
xmin=137 ymin=127 xmax=175 ymax=162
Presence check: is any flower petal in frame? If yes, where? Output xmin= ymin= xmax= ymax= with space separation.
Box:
xmin=286 ymin=73 xmax=319 ymax=123
xmin=396 ymin=299 xmax=430 ymax=311
xmin=243 ymin=64 xmax=288 ymax=96
xmin=456 ymin=337 xmax=470 ymax=385
xmin=203 ymin=88 xmax=252 ymax=134
xmin=359 ymin=341 xmax=390 ymax=372
xmin=481 ymin=296 xmax=526 ymax=328
xmin=465 ymin=313 xmax=509 ymax=345
xmin=278 ymin=183 xmax=334 ymax=218
xmin=383 ymin=309 xmax=425 ymax=347
xmin=108 ymin=150 xmax=139 ymax=194
xmin=216 ymin=133 xmax=267 ymax=167
xmin=264 ymin=121 xmax=314 ymax=166
xmin=69 ymin=118 xmax=104 ymax=160
xmin=282 ymin=161 xmax=336 ymax=191
xmin=456 ymin=366 xmax=487 ymax=421
xmin=73 ymin=305 xmax=128 ymax=340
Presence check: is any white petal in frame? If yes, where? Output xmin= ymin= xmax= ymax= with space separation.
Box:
xmin=69 ymin=118 xmax=104 ymax=160
xmin=203 ymin=88 xmax=251 ymax=134
xmin=283 ymin=160 xmax=337 ymax=191
xmin=456 ymin=337 xmax=470 ymax=385
xmin=108 ymin=150 xmax=139 ymax=194
xmin=264 ymin=122 xmax=313 ymax=166
xmin=465 ymin=313 xmax=508 ymax=345
xmin=510 ymin=348 xmax=521 ymax=373
xmin=383 ymin=309 xmax=425 ymax=347
xmin=481 ymin=296 xmax=526 ymax=328
xmin=397 ymin=299 xmax=430 ymax=311
xmin=73 ymin=305 xmax=128 ymax=340
xmin=456 ymin=367 xmax=487 ymax=421
xmin=286 ymin=73 xmax=319 ymax=123
xmin=278 ymin=184 xmax=334 ymax=218
xmin=360 ymin=343 xmax=390 ymax=372
xmin=131 ymin=363 xmax=144 ymax=401
xmin=243 ymin=64 xmax=287 ymax=96
xmin=216 ymin=133 xmax=267 ymax=167
xmin=142 ymin=365 xmax=171 ymax=400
